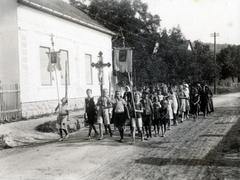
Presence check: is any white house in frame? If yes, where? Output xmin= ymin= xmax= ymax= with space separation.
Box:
xmin=0 ymin=0 xmax=115 ymax=118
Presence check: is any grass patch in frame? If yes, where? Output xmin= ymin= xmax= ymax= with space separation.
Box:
xmin=35 ymin=119 xmax=82 ymax=133
xmin=35 ymin=121 xmax=58 ymax=133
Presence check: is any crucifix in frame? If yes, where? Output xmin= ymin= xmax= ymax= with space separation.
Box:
xmin=91 ymin=51 xmax=111 ymax=140
xmin=91 ymin=51 xmax=111 ymax=98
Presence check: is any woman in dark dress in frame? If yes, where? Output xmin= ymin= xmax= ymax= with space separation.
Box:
xmin=159 ymin=99 xmax=168 ymax=137
xmin=85 ymin=89 xmax=98 ymax=139
xmin=190 ymin=86 xmax=200 ymax=119
xmin=205 ymin=86 xmax=214 ymax=113
xmin=200 ymin=85 xmax=209 ymax=117
xmin=123 ymin=86 xmax=133 ymax=127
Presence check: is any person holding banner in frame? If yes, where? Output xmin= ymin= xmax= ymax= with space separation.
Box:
xmin=123 ymin=86 xmax=132 ymax=103
xmin=55 ymin=97 xmax=69 ymax=141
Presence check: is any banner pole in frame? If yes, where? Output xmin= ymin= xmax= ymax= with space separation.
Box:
xmin=54 ymin=66 xmax=61 ymax=111
xmin=128 ymin=72 xmax=136 ymax=117
xmin=65 ymin=60 xmax=68 ymax=99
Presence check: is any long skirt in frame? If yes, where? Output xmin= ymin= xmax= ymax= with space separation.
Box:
xmin=114 ymin=112 xmax=126 ymax=128
xmin=179 ymin=99 xmax=186 ymax=113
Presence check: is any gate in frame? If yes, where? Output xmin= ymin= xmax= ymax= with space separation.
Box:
xmin=0 ymin=82 xmax=21 ymax=122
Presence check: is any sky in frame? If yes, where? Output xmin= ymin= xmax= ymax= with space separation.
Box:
xmin=142 ymin=0 xmax=240 ymax=45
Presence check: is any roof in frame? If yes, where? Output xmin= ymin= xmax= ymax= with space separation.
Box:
xmin=17 ymin=0 xmax=115 ymax=36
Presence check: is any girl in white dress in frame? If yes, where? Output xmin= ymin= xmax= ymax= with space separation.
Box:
xmin=166 ymin=96 xmax=174 ymax=130
xmin=170 ymin=88 xmax=178 ymax=125
xmin=178 ymin=85 xmax=186 ymax=122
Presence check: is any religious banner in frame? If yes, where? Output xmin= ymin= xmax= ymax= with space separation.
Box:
xmin=113 ymin=48 xmax=132 ymax=73
xmin=47 ymin=51 xmax=61 ymax=72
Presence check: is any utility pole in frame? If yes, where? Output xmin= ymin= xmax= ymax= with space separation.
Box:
xmin=210 ymin=32 xmax=219 ymax=94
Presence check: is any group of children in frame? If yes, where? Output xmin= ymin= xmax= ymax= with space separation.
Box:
xmin=56 ymin=82 xmax=214 ymax=143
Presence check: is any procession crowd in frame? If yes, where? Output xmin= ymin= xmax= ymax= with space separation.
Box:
xmin=56 ymin=83 xmax=214 ymax=143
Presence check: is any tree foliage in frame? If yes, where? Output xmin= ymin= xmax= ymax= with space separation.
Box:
xmin=70 ymin=0 xmax=218 ymax=86
xmin=217 ymin=45 xmax=240 ymax=80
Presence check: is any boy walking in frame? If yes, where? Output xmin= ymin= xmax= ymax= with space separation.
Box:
xmin=55 ymin=97 xmax=69 ymax=141
xmin=96 ymin=89 xmax=112 ymax=140
xmin=141 ymin=92 xmax=153 ymax=140
xmin=131 ymin=92 xmax=144 ymax=143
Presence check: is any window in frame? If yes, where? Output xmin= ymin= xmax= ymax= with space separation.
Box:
xmin=60 ymin=50 xmax=70 ymax=85
xmin=85 ymin=54 xmax=93 ymax=84
xmin=40 ymin=46 xmax=52 ymax=85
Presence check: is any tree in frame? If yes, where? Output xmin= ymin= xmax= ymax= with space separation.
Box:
xmin=70 ymin=0 xmax=217 ymax=86
xmin=217 ymin=45 xmax=240 ymax=81
xmin=193 ymin=41 xmax=216 ymax=84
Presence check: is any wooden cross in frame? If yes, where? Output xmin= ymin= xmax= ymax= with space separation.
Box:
xmin=91 ymin=51 xmax=111 ymax=97
xmin=91 ymin=51 xmax=111 ymax=122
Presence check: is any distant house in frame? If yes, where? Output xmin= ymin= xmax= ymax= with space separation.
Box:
xmin=0 ymin=0 xmax=115 ymax=118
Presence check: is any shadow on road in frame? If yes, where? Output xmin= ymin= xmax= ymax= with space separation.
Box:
xmin=135 ymin=106 xmax=240 ymax=169
xmin=135 ymin=157 xmax=240 ymax=167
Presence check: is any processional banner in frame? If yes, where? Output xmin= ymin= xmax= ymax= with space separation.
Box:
xmin=113 ymin=48 xmax=133 ymax=73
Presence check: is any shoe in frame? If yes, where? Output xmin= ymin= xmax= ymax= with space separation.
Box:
xmin=65 ymin=134 xmax=69 ymax=139
xmin=88 ymin=136 xmax=91 ymax=140
xmin=58 ymin=138 xmax=63 ymax=141
xmin=119 ymin=139 xmax=123 ymax=143
xmin=98 ymin=136 xmax=103 ymax=140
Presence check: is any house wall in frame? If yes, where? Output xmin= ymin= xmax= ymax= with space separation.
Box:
xmin=0 ymin=0 xmax=20 ymax=84
xmin=17 ymin=5 xmax=113 ymax=118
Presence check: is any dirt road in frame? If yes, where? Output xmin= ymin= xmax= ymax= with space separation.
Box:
xmin=0 ymin=93 xmax=240 ymax=180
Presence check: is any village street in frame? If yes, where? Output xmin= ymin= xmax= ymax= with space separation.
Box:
xmin=0 ymin=92 xmax=239 ymax=180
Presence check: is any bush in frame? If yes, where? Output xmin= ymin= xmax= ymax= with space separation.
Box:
xmin=35 ymin=119 xmax=82 ymax=133
xmin=35 ymin=121 xmax=58 ymax=133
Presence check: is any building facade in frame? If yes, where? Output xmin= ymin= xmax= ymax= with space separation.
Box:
xmin=0 ymin=0 xmax=114 ymax=118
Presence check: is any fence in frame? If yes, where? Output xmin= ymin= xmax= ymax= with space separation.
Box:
xmin=0 ymin=83 xmax=21 ymax=122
